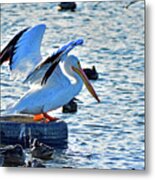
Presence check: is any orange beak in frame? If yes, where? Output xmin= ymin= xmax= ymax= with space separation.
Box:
xmin=72 ymin=62 xmax=100 ymax=103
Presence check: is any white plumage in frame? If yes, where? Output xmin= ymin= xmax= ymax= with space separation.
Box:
xmin=11 ymin=24 xmax=46 ymax=76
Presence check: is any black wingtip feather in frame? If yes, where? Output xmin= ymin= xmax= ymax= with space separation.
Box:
xmin=41 ymin=61 xmax=59 ymax=85
xmin=0 ymin=27 xmax=30 ymax=69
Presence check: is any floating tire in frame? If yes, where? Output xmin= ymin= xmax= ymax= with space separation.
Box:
xmin=0 ymin=115 xmax=68 ymax=149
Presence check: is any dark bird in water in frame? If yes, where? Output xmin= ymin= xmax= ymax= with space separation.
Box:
xmin=83 ymin=66 xmax=98 ymax=80
xmin=26 ymin=159 xmax=46 ymax=168
xmin=30 ymin=138 xmax=53 ymax=160
xmin=62 ymin=98 xmax=77 ymax=113
xmin=0 ymin=144 xmax=25 ymax=167
xmin=57 ymin=2 xmax=77 ymax=11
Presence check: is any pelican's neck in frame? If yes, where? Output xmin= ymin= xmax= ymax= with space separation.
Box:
xmin=64 ymin=64 xmax=83 ymax=94
xmin=73 ymin=71 xmax=83 ymax=88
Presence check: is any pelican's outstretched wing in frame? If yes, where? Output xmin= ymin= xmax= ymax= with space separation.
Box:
xmin=25 ymin=38 xmax=84 ymax=85
xmin=0 ymin=24 xmax=46 ymax=78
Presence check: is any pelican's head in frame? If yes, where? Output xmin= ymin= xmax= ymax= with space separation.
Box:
xmin=65 ymin=55 xmax=100 ymax=103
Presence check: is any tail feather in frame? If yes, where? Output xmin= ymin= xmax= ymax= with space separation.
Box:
xmin=5 ymin=103 xmax=17 ymax=115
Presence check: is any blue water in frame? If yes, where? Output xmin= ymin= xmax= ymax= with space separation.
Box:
xmin=0 ymin=1 xmax=145 ymax=170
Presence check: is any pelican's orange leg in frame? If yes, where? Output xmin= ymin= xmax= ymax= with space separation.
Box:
xmin=33 ymin=114 xmax=44 ymax=121
xmin=43 ymin=112 xmax=59 ymax=123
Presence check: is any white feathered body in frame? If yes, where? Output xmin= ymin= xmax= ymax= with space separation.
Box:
xmin=9 ymin=61 xmax=83 ymax=114
xmin=12 ymin=83 xmax=81 ymax=114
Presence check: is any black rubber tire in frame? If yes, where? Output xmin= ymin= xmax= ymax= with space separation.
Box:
xmin=0 ymin=117 xmax=68 ymax=149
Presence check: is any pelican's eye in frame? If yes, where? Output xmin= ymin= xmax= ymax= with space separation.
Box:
xmin=77 ymin=61 xmax=82 ymax=69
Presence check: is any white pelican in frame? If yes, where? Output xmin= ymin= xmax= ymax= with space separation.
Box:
xmin=0 ymin=24 xmax=100 ymax=122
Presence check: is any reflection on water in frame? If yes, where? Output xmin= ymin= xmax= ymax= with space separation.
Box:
xmin=0 ymin=1 xmax=145 ymax=169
